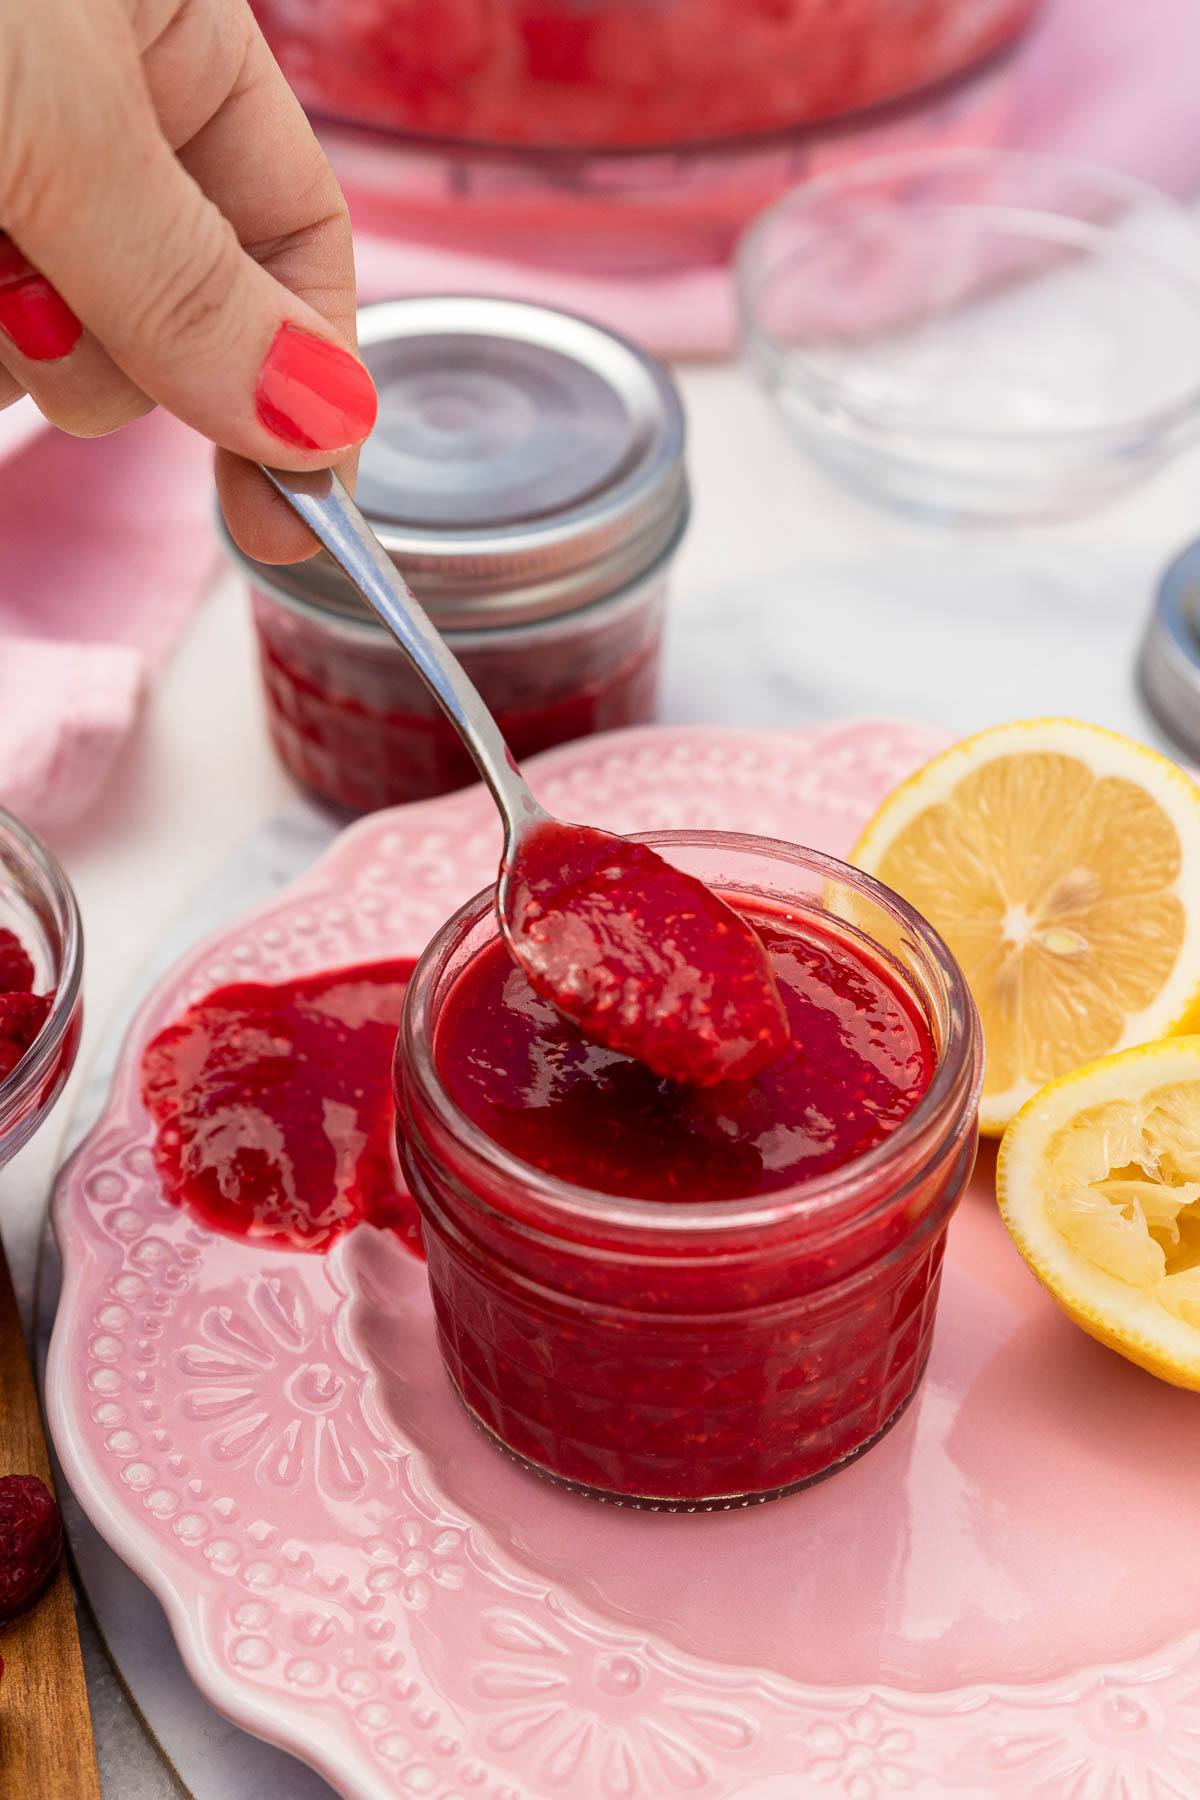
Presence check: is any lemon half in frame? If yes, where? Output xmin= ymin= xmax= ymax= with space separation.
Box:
xmin=998 ymin=1038 xmax=1200 ymax=1387
xmin=851 ymin=719 xmax=1200 ymax=1132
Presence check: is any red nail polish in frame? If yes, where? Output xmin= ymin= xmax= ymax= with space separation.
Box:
xmin=255 ymin=324 xmax=377 ymax=452
xmin=0 ymin=240 xmax=82 ymax=363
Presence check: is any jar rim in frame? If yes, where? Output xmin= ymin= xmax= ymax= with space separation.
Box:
xmin=218 ymin=295 xmax=689 ymax=632
xmin=396 ymin=828 xmax=984 ymax=1240
xmin=227 ymin=509 xmax=685 ymax=648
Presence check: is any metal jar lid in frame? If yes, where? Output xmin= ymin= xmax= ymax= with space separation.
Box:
xmin=1139 ymin=539 xmax=1200 ymax=762
xmin=228 ymin=295 xmax=688 ymax=633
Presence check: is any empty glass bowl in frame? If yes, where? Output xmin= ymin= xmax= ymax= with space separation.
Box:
xmin=0 ymin=808 xmax=83 ymax=1170
xmin=737 ymin=147 xmax=1200 ymax=521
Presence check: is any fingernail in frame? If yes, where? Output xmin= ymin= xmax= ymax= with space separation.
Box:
xmin=255 ymin=323 xmax=377 ymax=452
xmin=0 ymin=240 xmax=82 ymax=362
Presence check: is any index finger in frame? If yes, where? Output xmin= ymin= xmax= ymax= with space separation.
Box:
xmin=146 ymin=0 xmax=364 ymax=560
xmin=2 ymin=0 xmax=372 ymax=562
xmin=143 ymin=0 xmax=358 ymax=342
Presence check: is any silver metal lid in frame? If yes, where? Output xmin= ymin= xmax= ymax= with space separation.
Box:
xmin=1139 ymin=540 xmax=1200 ymax=761
xmin=231 ymin=296 xmax=688 ymax=632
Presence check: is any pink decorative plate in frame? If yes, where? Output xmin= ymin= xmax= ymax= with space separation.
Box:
xmin=48 ymin=721 xmax=1200 ymax=1800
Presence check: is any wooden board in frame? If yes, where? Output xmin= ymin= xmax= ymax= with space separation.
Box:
xmin=0 ymin=1240 xmax=101 ymax=1800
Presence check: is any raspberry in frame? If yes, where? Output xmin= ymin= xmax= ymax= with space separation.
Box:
xmin=0 ymin=1475 xmax=63 ymax=1618
xmin=0 ymin=927 xmax=34 ymax=995
xmin=0 ymin=990 xmax=51 ymax=1054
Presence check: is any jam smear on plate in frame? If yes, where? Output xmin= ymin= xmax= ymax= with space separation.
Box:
xmin=440 ymin=904 xmax=935 ymax=1199
xmin=141 ymin=960 xmax=421 ymax=1253
xmin=501 ymin=822 xmax=791 ymax=1088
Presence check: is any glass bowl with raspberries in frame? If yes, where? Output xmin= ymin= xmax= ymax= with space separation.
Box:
xmin=0 ymin=807 xmax=82 ymax=1169
xmin=250 ymin=0 xmax=1038 ymax=152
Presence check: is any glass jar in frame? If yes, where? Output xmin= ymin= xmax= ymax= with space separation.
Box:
xmin=223 ymin=296 xmax=688 ymax=815
xmin=395 ymin=832 xmax=984 ymax=1509
xmin=0 ymin=806 xmax=83 ymax=1169
xmin=251 ymin=0 xmax=1039 ymax=151
xmin=248 ymin=567 xmax=668 ymax=815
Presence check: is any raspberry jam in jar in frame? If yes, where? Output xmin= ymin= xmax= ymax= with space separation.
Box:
xmin=396 ymin=833 xmax=983 ymax=1508
xmin=223 ymin=297 xmax=687 ymax=816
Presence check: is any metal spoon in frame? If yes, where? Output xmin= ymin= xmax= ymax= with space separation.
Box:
xmin=262 ymin=466 xmax=546 ymax=846
xmin=261 ymin=466 xmax=788 ymax=1086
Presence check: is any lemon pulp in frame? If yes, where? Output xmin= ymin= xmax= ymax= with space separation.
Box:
xmin=998 ymin=1040 xmax=1200 ymax=1387
xmin=1043 ymin=1079 xmax=1200 ymax=1327
xmin=852 ymin=721 xmax=1200 ymax=1131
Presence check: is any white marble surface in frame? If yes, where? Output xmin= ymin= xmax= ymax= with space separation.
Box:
xmin=6 ymin=358 xmax=1200 ymax=1797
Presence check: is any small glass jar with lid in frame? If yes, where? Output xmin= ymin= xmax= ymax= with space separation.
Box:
xmin=222 ymin=296 xmax=689 ymax=815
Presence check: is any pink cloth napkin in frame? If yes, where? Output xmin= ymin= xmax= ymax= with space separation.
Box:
xmin=0 ymin=409 xmax=219 ymax=836
xmin=2 ymin=0 xmax=1199 ymax=839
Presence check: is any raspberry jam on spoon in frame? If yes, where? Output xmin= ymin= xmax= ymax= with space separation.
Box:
xmin=264 ymin=466 xmax=788 ymax=1082
xmin=501 ymin=820 xmax=788 ymax=1084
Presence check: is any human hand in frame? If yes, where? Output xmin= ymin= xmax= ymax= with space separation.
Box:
xmin=0 ymin=0 xmax=376 ymax=563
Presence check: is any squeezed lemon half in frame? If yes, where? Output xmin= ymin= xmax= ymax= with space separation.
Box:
xmin=851 ymin=719 xmax=1200 ymax=1132
xmin=998 ymin=1039 xmax=1200 ymax=1387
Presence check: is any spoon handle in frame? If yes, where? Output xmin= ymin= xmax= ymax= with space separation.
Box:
xmin=261 ymin=466 xmax=543 ymax=841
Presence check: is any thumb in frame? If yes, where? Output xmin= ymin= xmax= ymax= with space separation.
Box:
xmin=0 ymin=4 xmax=376 ymax=467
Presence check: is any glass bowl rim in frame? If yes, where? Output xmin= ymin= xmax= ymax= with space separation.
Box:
xmin=0 ymin=804 xmax=83 ymax=1123
xmin=396 ymin=828 xmax=984 ymax=1241
xmin=735 ymin=144 xmax=1200 ymax=451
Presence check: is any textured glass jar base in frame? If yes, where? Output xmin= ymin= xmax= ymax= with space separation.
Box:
xmin=444 ymin=1353 xmax=930 ymax=1512
xmin=420 ymin=1215 xmax=954 ymax=1512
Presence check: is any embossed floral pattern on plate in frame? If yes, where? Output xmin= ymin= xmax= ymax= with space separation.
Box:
xmin=49 ymin=721 xmax=1200 ymax=1800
